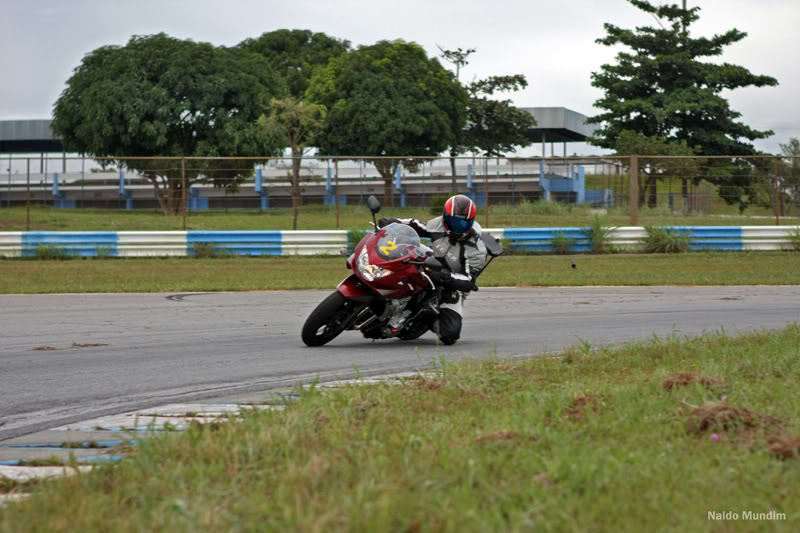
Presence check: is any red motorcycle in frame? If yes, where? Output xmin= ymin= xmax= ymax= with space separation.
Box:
xmin=301 ymin=195 xmax=502 ymax=347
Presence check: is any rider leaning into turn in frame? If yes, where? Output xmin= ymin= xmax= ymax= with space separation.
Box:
xmin=379 ymin=194 xmax=487 ymax=345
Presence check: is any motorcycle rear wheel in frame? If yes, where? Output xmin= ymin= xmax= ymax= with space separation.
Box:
xmin=302 ymin=291 xmax=360 ymax=347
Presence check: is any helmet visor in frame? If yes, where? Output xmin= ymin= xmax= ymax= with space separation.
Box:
xmin=444 ymin=214 xmax=474 ymax=234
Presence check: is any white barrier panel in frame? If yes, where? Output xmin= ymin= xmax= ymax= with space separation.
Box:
xmin=280 ymin=231 xmax=348 ymax=244
xmin=0 ymin=232 xmax=22 ymax=257
xmin=610 ymin=227 xmax=648 ymax=248
xmin=116 ymin=231 xmax=188 ymax=244
xmin=117 ymin=245 xmax=188 ymax=258
xmin=282 ymin=244 xmax=347 ymax=256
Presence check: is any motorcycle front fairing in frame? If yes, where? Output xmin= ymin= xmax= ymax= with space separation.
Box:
xmin=349 ymin=224 xmax=431 ymax=299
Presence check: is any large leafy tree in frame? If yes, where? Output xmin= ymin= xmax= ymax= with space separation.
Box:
xmin=588 ymin=0 xmax=778 ymax=208
xmin=306 ymin=40 xmax=468 ymax=204
xmin=439 ymin=48 xmax=535 ymax=180
xmin=462 ymin=75 xmax=536 ymax=156
xmin=52 ymin=33 xmax=285 ymax=215
xmin=239 ymin=30 xmax=350 ymax=99
xmin=258 ymin=97 xmax=327 ymax=229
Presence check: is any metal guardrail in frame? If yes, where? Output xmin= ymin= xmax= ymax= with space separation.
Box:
xmin=0 ymin=227 xmax=797 ymax=258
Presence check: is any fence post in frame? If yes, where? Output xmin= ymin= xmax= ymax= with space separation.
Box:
xmin=26 ymin=158 xmax=31 ymax=231
xmin=182 ymin=157 xmax=187 ymax=230
xmin=80 ymin=155 xmax=85 ymax=208
xmin=335 ymin=159 xmax=340 ymax=229
xmin=484 ymin=157 xmax=489 ymax=228
xmin=630 ymin=155 xmax=639 ymax=226
xmin=775 ymin=157 xmax=781 ymax=226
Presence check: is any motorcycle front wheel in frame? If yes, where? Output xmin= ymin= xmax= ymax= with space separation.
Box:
xmin=301 ymin=291 xmax=362 ymax=347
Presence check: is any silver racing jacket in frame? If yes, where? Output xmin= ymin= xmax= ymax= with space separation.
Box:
xmin=394 ymin=216 xmax=488 ymax=284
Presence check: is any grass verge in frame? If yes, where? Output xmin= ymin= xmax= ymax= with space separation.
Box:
xmin=2 ymin=325 xmax=800 ymax=531
xmin=2 ymin=252 xmax=800 ymax=294
xmin=1 ymin=204 xmax=792 ymax=232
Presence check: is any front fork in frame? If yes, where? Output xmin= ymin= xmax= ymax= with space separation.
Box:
xmin=337 ymin=274 xmax=379 ymax=331
xmin=337 ymin=274 xmax=374 ymax=303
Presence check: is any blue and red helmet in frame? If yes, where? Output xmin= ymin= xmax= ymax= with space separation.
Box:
xmin=442 ymin=194 xmax=476 ymax=237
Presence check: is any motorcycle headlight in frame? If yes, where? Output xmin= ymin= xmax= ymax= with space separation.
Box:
xmin=357 ymin=247 xmax=391 ymax=282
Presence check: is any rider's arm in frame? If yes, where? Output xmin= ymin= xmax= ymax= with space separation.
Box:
xmin=464 ymin=237 xmax=488 ymax=279
xmin=378 ymin=217 xmax=432 ymax=239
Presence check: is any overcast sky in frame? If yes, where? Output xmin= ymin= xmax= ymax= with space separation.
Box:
xmin=2 ymin=0 xmax=798 ymax=156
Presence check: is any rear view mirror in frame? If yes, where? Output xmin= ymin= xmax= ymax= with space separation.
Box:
xmin=367 ymin=195 xmax=381 ymax=214
xmin=480 ymin=232 xmax=504 ymax=257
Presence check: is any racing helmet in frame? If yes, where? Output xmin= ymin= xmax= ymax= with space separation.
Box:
xmin=442 ymin=194 xmax=476 ymax=238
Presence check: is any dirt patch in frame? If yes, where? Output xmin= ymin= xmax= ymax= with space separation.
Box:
xmin=32 ymin=346 xmax=59 ymax=351
xmin=686 ymin=403 xmax=782 ymax=435
xmin=767 ymin=436 xmax=800 ymax=460
xmin=71 ymin=343 xmax=110 ymax=348
xmin=408 ymin=377 xmax=443 ymax=391
xmin=663 ymin=371 xmax=728 ymax=391
xmin=533 ymin=473 xmax=557 ymax=488
xmin=565 ymin=394 xmax=604 ymax=421
xmin=460 ymin=388 xmax=491 ymax=399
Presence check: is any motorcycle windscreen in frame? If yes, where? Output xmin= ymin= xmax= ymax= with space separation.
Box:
xmin=375 ymin=223 xmax=425 ymax=260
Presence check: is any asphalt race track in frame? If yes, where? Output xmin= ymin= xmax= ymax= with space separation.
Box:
xmin=1 ymin=286 xmax=799 ymax=440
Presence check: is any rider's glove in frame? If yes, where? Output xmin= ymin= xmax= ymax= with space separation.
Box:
xmin=437 ymin=270 xmax=478 ymax=292
xmin=378 ymin=217 xmax=399 ymax=228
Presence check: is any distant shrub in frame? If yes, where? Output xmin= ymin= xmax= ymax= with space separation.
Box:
xmin=94 ymin=246 xmax=114 ymax=259
xmin=34 ymin=244 xmax=73 ymax=260
xmin=347 ymin=230 xmax=369 ymax=254
xmin=583 ymin=215 xmax=617 ymax=254
xmin=785 ymin=227 xmax=800 ymax=252
xmin=191 ymin=242 xmax=233 ymax=258
xmin=428 ymin=194 xmax=450 ymax=215
xmin=551 ymin=231 xmax=577 ymax=255
xmin=642 ymin=226 xmax=690 ymax=253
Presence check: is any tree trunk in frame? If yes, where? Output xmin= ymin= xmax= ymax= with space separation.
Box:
xmin=382 ymin=172 xmax=393 ymax=206
xmin=373 ymin=160 xmax=394 ymax=206
xmin=149 ymin=176 xmax=169 ymax=216
xmin=291 ymin=149 xmax=302 ymax=230
xmin=681 ymin=178 xmax=689 ymax=214
xmin=449 ymin=152 xmax=457 ymax=193
xmin=168 ymin=174 xmax=180 ymax=216
xmin=647 ymin=174 xmax=658 ymax=208
xmin=638 ymin=173 xmax=647 ymax=207
xmin=148 ymin=172 xmax=184 ymax=216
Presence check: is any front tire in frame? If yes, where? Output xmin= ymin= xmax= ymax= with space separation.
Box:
xmin=302 ymin=291 xmax=358 ymax=347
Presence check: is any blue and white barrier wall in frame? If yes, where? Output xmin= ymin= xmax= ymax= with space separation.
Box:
xmin=0 ymin=231 xmax=347 ymax=257
xmin=0 ymin=227 xmax=797 ymax=257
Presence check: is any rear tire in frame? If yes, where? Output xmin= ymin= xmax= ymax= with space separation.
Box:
xmin=302 ymin=291 xmax=358 ymax=347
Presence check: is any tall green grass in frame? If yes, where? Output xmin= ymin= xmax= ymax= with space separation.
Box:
xmin=1 ymin=205 xmax=789 ymax=233
xmin=3 ymin=325 xmax=800 ymax=531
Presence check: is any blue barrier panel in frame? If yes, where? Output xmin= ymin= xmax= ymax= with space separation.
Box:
xmin=673 ymin=226 xmax=743 ymax=251
xmin=674 ymin=226 xmax=742 ymax=239
xmin=21 ymin=232 xmax=118 ymax=257
xmin=689 ymin=240 xmax=743 ymax=251
xmin=504 ymin=228 xmax=586 ymax=240
xmin=187 ymin=231 xmax=283 ymax=256
xmin=503 ymin=227 xmax=590 ymax=253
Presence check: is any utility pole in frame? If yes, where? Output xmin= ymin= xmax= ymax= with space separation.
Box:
xmin=682 ymin=0 xmax=687 ymax=34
